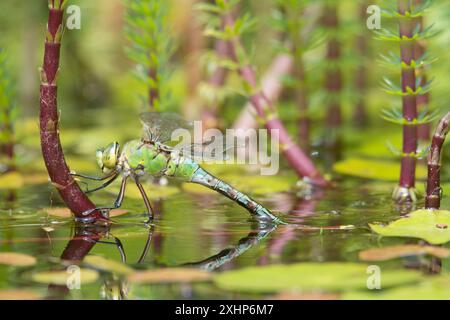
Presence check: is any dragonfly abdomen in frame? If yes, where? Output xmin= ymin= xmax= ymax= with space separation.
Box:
xmin=190 ymin=167 xmax=281 ymax=223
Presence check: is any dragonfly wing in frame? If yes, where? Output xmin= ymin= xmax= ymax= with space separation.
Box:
xmin=140 ymin=112 xmax=194 ymax=144
xmin=176 ymin=142 xmax=239 ymax=162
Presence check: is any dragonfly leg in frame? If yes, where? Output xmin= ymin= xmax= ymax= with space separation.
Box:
xmin=70 ymin=171 xmax=116 ymax=181
xmin=81 ymin=176 xmax=128 ymax=217
xmin=85 ymin=174 xmax=119 ymax=194
xmin=135 ymin=177 xmax=154 ymax=223
xmin=96 ymin=237 xmax=126 ymax=263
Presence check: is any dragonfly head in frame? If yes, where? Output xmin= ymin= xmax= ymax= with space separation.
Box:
xmin=96 ymin=142 xmax=120 ymax=173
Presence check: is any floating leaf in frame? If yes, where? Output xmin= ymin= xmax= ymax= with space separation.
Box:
xmin=343 ymin=277 xmax=450 ymax=300
xmin=213 ymin=263 xmax=420 ymax=293
xmin=0 ymin=290 xmax=40 ymax=300
xmin=84 ymin=255 xmax=134 ymax=276
xmin=128 ymin=268 xmax=211 ymax=284
xmin=333 ymin=158 xmax=427 ymax=181
xmin=0 ymin=171 xmax=24 ymax=189
xmin=370 ymin=209 xmax=450 ymax=244
xmin=268 ymin=292 xmax=340 ymax=300
xmin=31 ymin=269 xmax=99 ymax=285
xmin=43 ymin=207 xmax=128 ymax=218
xmin=22 ymin=173 xmax=50 ymax=185
xmin=0 ymin=252 xmax=37 ymax=267
xmin=107 ymin=182 xmax=179 ymax=200
xmin=359 ymin=245 xmax=450 ymax=261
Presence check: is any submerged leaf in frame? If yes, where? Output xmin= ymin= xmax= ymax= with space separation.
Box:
xmin=128 ymin=268 xmax=211 ymax=284
xmin=333 ymin=158 xmax=427 ymax=181
xmin=359 ymin=245 xmax=450 ymax=261
xmin=0 ymin=252 xmax=37 ymax=267
xmin=370 ymin=210 xmax=450 ymax=244
xmin=84 ymin=255 xmax=134 ymax=276
xmin=213 ymin=263 xmax=420 ymax=293
xmin=31 ymin=269 xmax=99 ymax=285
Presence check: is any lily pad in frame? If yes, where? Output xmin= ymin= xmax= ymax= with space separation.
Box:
xmin=0 ymin=252 xmax=37 ymax=267
xmin=128 ymin=268 xmax=211 ymax=284
xmin=359 ymin=245 xmax=450 ymax=261
xmin=333 ymin=158 xmax=426 ymax=181
xmin=31 ymin=269 xmax=99 ymax=285
xmin=370 ymin=209 xmax=450 ymax=245
xmin=84 ymin=255 xmax=134 ymax=276
xmin=213 ymin=263 xmax=420 ymax=293
xmin=0 ymin=172 xmax=24 ymax=189
xmin=0 ymin=290 xmax=40 ymax=300
xmin=43 ymin=207 xmax=128 ymax=218
xmin=343 ymin=276 xmax=450 ymax=300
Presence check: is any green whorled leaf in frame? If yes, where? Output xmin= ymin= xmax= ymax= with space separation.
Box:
xmin=83 ymin=255 xmax=134 ymax=276
xmin=359 ymin=245 xmax=450 ymax=261
xmin=213 ymin=263 xmax=421 ymax=293
xmin=31 ymin=269 xmax=99 ymax=285
xmin=333 ymin=158 xmax=427 ymax=181
xmin=370 ymin=209 xmax=450 ymax=245
xmin=343 ymin=276 xmax=450 ymax=300
xmin=0 ymin=252 xmax=37 ymax=267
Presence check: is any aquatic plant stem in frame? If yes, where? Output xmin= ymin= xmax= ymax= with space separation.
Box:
xmin=222 ymin=10 xmax=327 ymax=187
xmin=413 ymin=0 xmax=430 ymax=141
xmin=425 ymin=112 xmax=450 ymax=210
xmin=201 ymin=38 xmax=231 ymax=129
xmin=40 ymin=0 xmax=104 ymax=222
xmin=395 ymin=0 xmax=418 ymax=201
xmin=353 ymin=2 xmax=369 ymax=127
xmin=322 ymin=3 xmax=342 ymax=129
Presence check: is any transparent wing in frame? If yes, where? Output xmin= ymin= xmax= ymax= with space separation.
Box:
xmin=140 ymin=112 xmax=193 ymax=144
xmin=176 ymin=140 xmax=243 ymax=162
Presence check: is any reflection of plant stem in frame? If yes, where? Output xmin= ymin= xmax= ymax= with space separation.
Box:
xmin=425 ymin=112 xmax=450 ymax=209
xmin=39 ymin=0 xmax=103 ymax=222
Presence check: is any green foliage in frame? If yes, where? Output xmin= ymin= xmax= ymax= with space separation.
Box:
xmin=124 ymin=0 xmax=173 ymax=111
xmin=0 ymin=49 xmax=17 ymax=147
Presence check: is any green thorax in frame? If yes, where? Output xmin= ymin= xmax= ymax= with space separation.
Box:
xmin=120 ymin=139 xmax=200 ymax=180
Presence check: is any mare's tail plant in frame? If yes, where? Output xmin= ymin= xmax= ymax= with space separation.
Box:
xmin=200 ymin=0 xmax=328 ymax=187
xmin=353 ymin=1 xmax=370 ymax=127
xmin=272 ymin=0 xmax=320 ymax=149
xmin=40 ymin=0 xmax=103 ymax=222
xmin=425 ymin=112 xmax=450 ymax=210
xmin=125 ymin=0 xmax=173 ymax=111
xmin=377 ymin=0 xmax=437 ymax=203
xmin=0 ymin=49 xmax=18 ymax=170
xmin=321 ymin=1 xmax=343 ymax=134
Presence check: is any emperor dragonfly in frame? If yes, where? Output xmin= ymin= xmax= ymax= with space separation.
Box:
xmin=72 ymin=113 xmax=282 ymax=224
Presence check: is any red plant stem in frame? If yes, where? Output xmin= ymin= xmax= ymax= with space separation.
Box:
xmin=148 ymin=68 xmax=158 ymax=109
xmin=398 ymin=0 xmax=418 ymax=190
xmin=425 ymin=112 xmax=450 ymax=209
xmin=413 ymin=0 xmax=430 ymax=141
xmin=322 ymin=4 xmax=342 ymax=128
xmin=201 ymin=38 xmax=231 ymax=129
xmin=353 ymin=2 xmax=368 ymax=127
xmin=40 ymin=1 xmax=103 ymax=222
xmin=223 ymin=12 xmax=327 ymax=187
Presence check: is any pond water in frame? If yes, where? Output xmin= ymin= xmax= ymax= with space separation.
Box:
xmin=1 ymin=171 xmax=448 ymax=300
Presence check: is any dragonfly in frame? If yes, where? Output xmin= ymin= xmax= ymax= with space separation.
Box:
xmin=72 ymin=112 xmax=283 ymax=224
